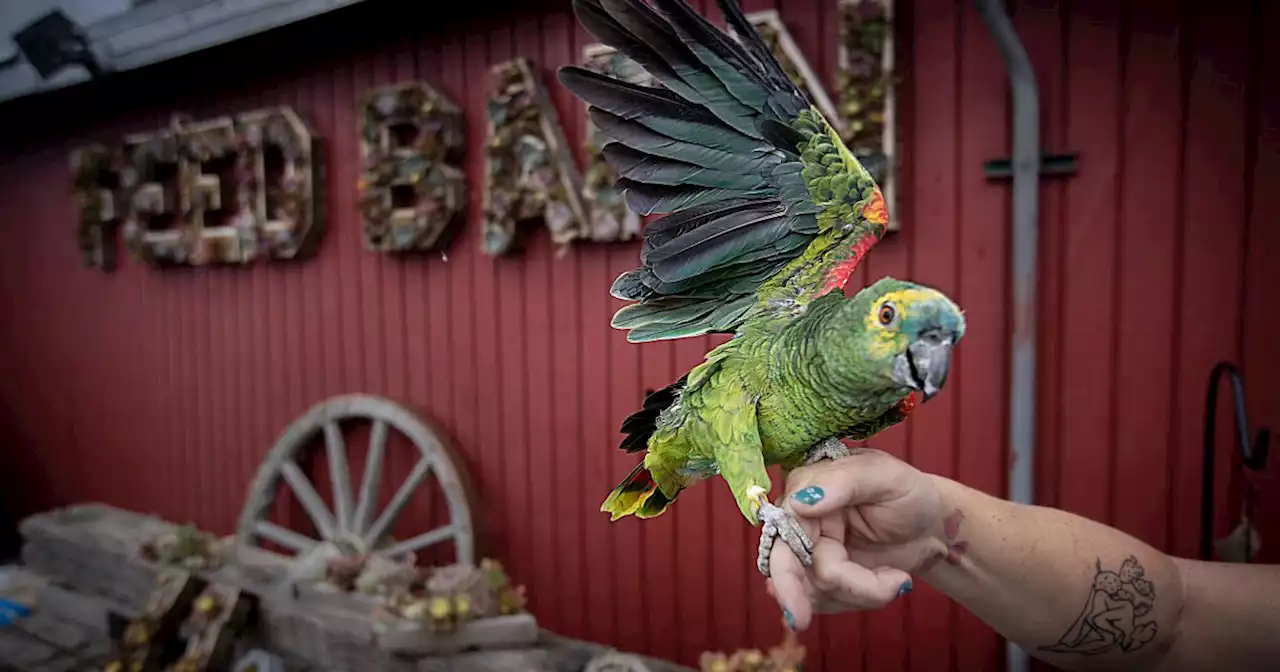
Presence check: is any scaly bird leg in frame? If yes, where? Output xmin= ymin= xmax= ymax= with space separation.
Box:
xmin=752 ymin=486 xmax=813 ymax=577
xmin=756 ymin=437 xmax=853 ymax=577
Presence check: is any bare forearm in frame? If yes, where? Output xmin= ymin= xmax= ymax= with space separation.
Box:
xmin=1160 ymin=557 xmax=1280 ymax=670
xmin=915 ymin=476 xmax=1280 ymax=670
xmin=916 ymin=476 xmax=1181 ymax=671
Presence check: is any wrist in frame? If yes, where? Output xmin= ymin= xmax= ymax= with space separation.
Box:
xmin=910 ymin=474 xmax=975 ymax=576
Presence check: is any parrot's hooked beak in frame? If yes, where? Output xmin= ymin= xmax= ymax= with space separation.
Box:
xmin=892 ymin=327 xmax=956 ymax=402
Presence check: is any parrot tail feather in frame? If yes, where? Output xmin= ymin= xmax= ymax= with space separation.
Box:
xmin=618 ymin=374 xmax=688 ymax=453
xmin=601 ymin=462 xmax=680 ymax=520
xmin=636 ymin=484 xmax=679 ymax=518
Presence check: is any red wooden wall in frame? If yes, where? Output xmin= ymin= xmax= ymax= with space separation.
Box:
xmin=0 ymin=1 xmax=1275 ymax=670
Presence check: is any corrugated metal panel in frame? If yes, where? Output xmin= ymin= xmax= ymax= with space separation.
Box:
xmin=1024 ymin=0 xmax=1280 ymax=565
xmin=0 ymin=1 xmax=1275 ymax=671
xmin=1243 ymin=0 xmax=1280 ymax=576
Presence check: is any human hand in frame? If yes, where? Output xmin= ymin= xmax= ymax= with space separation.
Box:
xmin=766 ymin=448 xmax=947 ymax=631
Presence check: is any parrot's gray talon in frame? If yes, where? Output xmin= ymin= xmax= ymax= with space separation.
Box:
xmin=804 ymin=436 xmax=853 ymax=466
xmin=756 ymin=502 xmax=812 ymax=577
xmin=757 ymin=519 xmax=778 ymax=575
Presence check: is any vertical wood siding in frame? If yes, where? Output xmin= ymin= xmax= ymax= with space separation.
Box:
xmin=0 ymin=1 xmax=1275 ymax=670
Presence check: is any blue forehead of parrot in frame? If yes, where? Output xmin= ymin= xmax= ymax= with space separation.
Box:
xmin=898 ymin=295 xmax=965 ymax=338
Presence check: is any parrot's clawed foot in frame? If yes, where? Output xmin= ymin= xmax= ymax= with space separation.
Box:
xmin=804 ymin=436 xmax=853 ymax=466
xmin=756 ymin=502 xmax=813 ymax=577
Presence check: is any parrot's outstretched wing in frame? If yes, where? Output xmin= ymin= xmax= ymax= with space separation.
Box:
xmin=558 ymin=0 xmax=890 ymax=342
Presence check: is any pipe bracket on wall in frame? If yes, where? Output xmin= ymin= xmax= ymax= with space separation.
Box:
xmin=984 ymin=153 xmax=1078 ymax=180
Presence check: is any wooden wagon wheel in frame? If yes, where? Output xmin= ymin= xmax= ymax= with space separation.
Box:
xmin=236 ymin=394 xmax=475 ymax=575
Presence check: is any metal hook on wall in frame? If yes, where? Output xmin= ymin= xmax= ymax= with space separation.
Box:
xmin=1200 ymin=361 xmax=1271 ymax=562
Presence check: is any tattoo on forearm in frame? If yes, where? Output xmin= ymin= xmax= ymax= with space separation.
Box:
xmin=913 ymin=508 xmax=968 ymax=573
xmin=1040 ymin=555 xmax=1158 ymax=656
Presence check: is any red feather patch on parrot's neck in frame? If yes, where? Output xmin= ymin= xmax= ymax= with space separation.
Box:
xmin=897 ymin=391 xmax=919 ymax=415
xmin=820 ymin=186 xmax=887 ymax=295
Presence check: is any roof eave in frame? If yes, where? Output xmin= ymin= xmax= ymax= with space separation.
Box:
xmin=0 ymin=0 xmax=369 ymax=106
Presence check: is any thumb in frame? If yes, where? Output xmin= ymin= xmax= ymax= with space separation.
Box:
xmin=786 ymin=450 xmax=904 ymax=517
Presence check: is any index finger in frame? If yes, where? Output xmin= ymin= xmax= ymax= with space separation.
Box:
xmin=785 ymin=450 xmax=910 ymax=517
xmin=767 ymin=540 xmax=813 ymax=631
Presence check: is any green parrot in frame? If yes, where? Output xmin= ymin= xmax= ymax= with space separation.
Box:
xmin=557 ymin=0 xmax=966 ymax=577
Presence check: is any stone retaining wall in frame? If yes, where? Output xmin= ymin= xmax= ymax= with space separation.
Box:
xmin=14 ymin=503 xmax=694 ymax=672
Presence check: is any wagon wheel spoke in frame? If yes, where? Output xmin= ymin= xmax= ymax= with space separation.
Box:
xmin=382 ymin=525 xmax=455 ymax=557
xmin=323 ymin=420 xmax=354 ymax=533
xmin=352 ymin=419 xmax=388 ymax=537
xmin=364 ymin=457 xmax=432 ymax=548
xmin=279 ymin=460 xmax=337 ymax=540
xmin=253 ymin=520 xmax=319 ymax=554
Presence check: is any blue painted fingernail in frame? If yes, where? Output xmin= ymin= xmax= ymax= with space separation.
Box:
xmin=897 ymin=580 xmax=913 ymax=597
xmin=783 ymin=609 xmax=796 ymax=631
xmin=792 ymin=486 xmax=824 ymax=505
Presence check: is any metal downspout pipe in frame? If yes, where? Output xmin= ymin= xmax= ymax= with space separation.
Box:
xmin=971 ymin=1 xmax=1041 ymax=672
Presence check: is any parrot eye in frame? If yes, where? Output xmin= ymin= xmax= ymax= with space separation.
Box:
xmin=878 ymin=302 xmax=897 ymax=326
